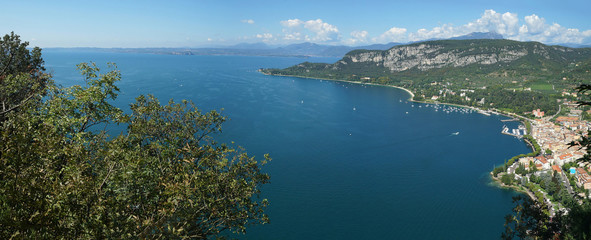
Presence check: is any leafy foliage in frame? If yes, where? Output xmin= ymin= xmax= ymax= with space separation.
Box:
xmin=0 ymin=33 xmax=269 ymax=239
xmin=570 ymin=84 xmax=591 ymax=163
xmin=0 ymin=32 xmax=49 ymax=119
xmin=502 ymin=196 xmax=561 ymax=240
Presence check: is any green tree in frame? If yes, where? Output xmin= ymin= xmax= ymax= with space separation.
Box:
xmin=0 ymin=32 xmax=48 ymax=120
xmin=545 ymin=149 xmax=552 ymax=155
xmin=515 ymin=164 xmax=527 ymax=176
xmin=502 ymin=196 xmax=561 ymax=240
xmin=572 ymin=84 xmax=591 ymax=163
xmin=0 ymin=33 xmax=269 ymax=239
xmin=530 ymin=162 xmax=538 ymax=173
xmin=501 ymin=174 xmax=514 ymax=185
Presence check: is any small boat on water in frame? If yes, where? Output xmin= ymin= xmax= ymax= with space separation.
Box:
xmin=452 ymin=132 xmax=460 ymax=135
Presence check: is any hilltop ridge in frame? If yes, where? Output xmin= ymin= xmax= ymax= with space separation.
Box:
xmin=261 ymin=39 xmax=591 ymax=116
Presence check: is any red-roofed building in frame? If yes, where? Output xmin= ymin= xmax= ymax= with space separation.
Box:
xmin=552 ymin=165 xmax=562 ymax=174
xmin=535 ymin=156 xmax=548 ymax=163
xmin=576 ymin=168 xmax=591 ymax=190
xmin=534 ymin=156 xmax=550 ymax=170
xmin=556 ymin=153 xmax=574 ymax=165
xmin=556 ymin=116 xmax=579 ymax=122
xmin=533 ymin=109 xmax=545 ymax=118
xmin=574 ymin=151 xmax=585 ymax=160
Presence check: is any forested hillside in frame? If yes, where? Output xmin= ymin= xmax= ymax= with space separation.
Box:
xmin=262 ymin=39 xmax=591 ymax=115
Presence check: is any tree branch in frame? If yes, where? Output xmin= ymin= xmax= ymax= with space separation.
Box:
xmin=0 ymin=92 xmax=36 ymax=116
xmin=0 ymin=50 xmax=15 ymax=78
xmin=96 ymin=162 xmax=116 ymax=196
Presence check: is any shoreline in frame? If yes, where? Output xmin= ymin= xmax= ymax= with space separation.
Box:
xmin=490 ymin=174 xmax=538 ymax=201
xmin=261 ymin=70 xmax=539 ymax=201
xmin=260 ymin=71 xmax=526 ymax=120
xmin=260 ymin=71 xmax=528 ymax=120
xmin=258 ymin=71 xmax=417 ymax=100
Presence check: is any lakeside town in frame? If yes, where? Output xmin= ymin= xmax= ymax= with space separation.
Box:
xmin=493 ymin=98 xmax=591 ymax=216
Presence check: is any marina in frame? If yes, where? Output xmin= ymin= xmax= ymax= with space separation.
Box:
xmin=501 ymin=124 xmax=527 ymax=138
xmin=500 ymin=118 xmax=519 ymax=122
xmin=421 ymin=103 xmax=477 ymax=114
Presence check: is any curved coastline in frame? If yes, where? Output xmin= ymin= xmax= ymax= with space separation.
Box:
xmin=490 ymin=174 xmax=537 ymax=200
xmin=258 ymin=71 xmax=417 ymax=100
xmin=260 ymin=70 xmax=524 ymax=121
xmin=260 ymin=70 xmax=537 ymax=200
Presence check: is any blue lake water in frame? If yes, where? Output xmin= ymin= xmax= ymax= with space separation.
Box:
xmin=43 ymin=50 xmax=529 ymax=239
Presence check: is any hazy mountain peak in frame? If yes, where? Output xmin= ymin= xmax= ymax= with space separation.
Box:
xmin=449 ymin=32 xmax=504 ymax=40
xmin=229 ymin=42 xmax=272 ymax=49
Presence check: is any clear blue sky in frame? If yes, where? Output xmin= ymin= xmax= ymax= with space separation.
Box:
xmin=2 ymin=0 xmax=590 ymax=47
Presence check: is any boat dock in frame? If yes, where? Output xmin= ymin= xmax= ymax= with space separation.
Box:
xmin=501 ymin=124 xmax=526 ymax=138
xmin=501 ymin=118 xmax=519 ymax=122
xmin=478 ymin=110 xmax=491 ymax=116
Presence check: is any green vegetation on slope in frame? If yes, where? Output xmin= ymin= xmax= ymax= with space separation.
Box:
xmin=262 ymin=39 xmax=591 ymax=115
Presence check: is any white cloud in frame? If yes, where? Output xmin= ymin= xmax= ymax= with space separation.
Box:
xmin=511 ymin=14 xmax=591 ymax=44
xmin=344 ymin=30 xmax=369 ymax=45
xmin=461 ymin=10 xmax=519 ymax=36
xmin=256 ymin=33 xmax=273 ymax=39
xmin=524 ymin=14 xmax=545 ymax=34
xmin=262 ymin=10 xmax=590 ymax=46
xmin=343 ymin=30 xmax=369 ymax=45
xmin=375 ymin=27 xmax=408 ymax=42
xmin=281 ymin=19 xmax=303 ymax=28
xmin=519 ymin=25 xmax=529 ymax=35
xmin=374 ymin=9 xmax=591 ymax=45
xmin=408 ymin=25 xmax=455 ymax=42
xmin=351 ymin=30 xmax=368 ymax=39
xmin=241 ymin=19 xmax=255 ymax=24
xmin=282 ymin=29 xmax=302 ymax=41
xmin=404 ymin=9 xmax=521 ymax=42
xmin=280 ymin=18 xmax=340 ymax=42
xmin=256 ymin=33 xmax=275 ymax=43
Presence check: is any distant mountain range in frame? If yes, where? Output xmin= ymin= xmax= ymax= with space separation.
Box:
xmin=132 ymin=32 xmax=506 ymax=57
xmin=448 ymin=32 xmax=504 ymax=40
xmin=47 ymin=32 xmax=589 ymax=58
xmin=90 ymin=41 xmax=404 ymax=58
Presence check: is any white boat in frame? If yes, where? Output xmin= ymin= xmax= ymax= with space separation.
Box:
xmin=478 ymin=110 xmax=491 ymax=116
xmin=452 ymin=132 xmax=460 ymax=135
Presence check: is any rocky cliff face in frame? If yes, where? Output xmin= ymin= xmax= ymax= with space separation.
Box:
xmin=334 ymin=40 xmax=576 ymax=72
xmin=264 ymin=39 xmax=591 ymax=81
